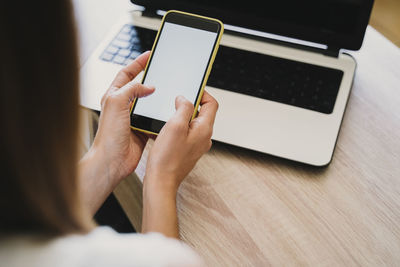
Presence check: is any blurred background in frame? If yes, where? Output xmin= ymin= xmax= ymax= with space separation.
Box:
xmin=370 ymin=0 xmax=400 ymax=46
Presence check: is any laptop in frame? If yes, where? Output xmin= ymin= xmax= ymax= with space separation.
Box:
xmin=80 ymin=0 xmax=374 ymax=166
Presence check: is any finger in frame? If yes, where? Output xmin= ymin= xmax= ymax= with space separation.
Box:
xmin=102 ymin=83 xmax=154 ymax=111
xmin=101 ymin=51 xmax=151 ymax=107
xmin=110 ymin=51 xmax=151 ymax=89
xmin=167 ymin=95 xmax=194 ymax=128
xmin=195 ymin=91 xmax=219 ymax=126
xmin=134 ymin=130 xmax=150 ymax=144
xmin=117 ymin=82 xmax=155 ymax=102
xmin=146 ymin=133 xmax=158 ymax=140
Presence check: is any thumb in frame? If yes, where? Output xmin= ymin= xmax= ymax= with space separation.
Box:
xmin=170 ymin=95 xmax=194 ymax=125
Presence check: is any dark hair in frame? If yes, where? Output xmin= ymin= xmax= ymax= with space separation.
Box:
xmin=0 ymin=1 xmax=92 ymax=235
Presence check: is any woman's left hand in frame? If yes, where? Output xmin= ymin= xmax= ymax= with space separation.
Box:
xmin=90 ymin=51 xmax=154 ymax=186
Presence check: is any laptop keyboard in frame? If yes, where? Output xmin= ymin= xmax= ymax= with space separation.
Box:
xmin=100 ymin=24 xmax=343 ymax=114
xmin=100 ymin=24 xmax=157 ymax=66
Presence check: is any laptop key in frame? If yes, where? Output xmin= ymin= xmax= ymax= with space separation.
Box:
xmin=117 ymin=33 xmax=132 ymax=42
xmin=121 ymin=25 xmax=131 ymax=33
xmin=100 ymin=52 xmax=114 ymax=62
xmin=112 ymin=39 xmax=130 ymax=49
xmin=129 ymin=51 xmax=141 ymax=59
xmin=106 ymin=46 xmax=119 ymax=55
xmin=119 ymin=49 xmax=131 ymax=57
xmin=131 ymin=36 xmax=141 ymax=46
xmin=113 ymin=55 xmax=126 ymax=65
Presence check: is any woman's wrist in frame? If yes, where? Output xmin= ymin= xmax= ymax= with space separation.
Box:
xmin=142 ymin=173 xmax=180 ymax=238
xmin=78 ymin=145 xmax=118 ymax=214
xmin=88 ymin=140 xmax=124 ymax=187
xmin=143 ymin=171 xmax=180 ymax=197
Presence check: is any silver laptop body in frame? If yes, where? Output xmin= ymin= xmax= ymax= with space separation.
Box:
xmin=80 ymin=1 xmax=373 ymax=166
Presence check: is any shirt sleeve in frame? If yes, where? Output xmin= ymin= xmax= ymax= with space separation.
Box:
xmin=75 ymin=226 xmax=205 ymax=267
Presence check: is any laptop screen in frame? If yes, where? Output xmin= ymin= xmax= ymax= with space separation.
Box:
xmin=131 ymin=0 xmax=374 ymax=50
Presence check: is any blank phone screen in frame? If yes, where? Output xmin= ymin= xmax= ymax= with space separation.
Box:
xmin=133 ymin=22 xmax=218 ymax=122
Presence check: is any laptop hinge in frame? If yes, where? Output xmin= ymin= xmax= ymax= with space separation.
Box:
xmin=224 ymin=29 xmax=342 ymax=58
xmin=142 ymin=7 xmax=161 ymax=18
xmin=323 ymin=46 xmax=340 ymax=58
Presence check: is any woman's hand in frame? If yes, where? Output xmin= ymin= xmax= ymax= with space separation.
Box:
xmin=145 ymin=92 xmax=218 ymax=193
xmin=79 ymin=52 xmax=154 ymax=214
xmin=142 ymin=91 xmax=218 ymax=238
xmin=91 ymin=51 xmax=154 ymax=184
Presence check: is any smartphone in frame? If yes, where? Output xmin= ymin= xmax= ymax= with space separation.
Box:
xmin=130 ymin=10 xmax=223 ymax=135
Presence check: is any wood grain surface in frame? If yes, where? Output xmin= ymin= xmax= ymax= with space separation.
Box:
xmin=370 ymin=0 xmax=400 ymax=47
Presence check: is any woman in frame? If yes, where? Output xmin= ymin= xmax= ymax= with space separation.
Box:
xmin=0 ymin=1 xmax=217 ymax=266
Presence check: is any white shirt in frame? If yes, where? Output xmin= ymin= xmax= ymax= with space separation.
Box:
xmin=0 ymin=226 xmax=204 ymax=267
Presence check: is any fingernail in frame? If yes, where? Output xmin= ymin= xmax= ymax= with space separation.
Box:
xmin=144 ymin=85 xmax=155 ymax=90
xmin=177 ymin=95 xmax=186 ymax=101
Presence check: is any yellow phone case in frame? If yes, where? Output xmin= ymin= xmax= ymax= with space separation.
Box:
xmin=129 ymin=10 xmax=224 ymax=135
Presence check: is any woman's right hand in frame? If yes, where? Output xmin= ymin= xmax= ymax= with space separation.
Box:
xmin=141 ymin=91 xmax=217 ymax=239
xmin=144 ymin=91 xmax=218 ymax=194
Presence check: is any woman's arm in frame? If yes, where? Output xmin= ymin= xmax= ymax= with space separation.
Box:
xmin=78 ymin=49 xmax=219 ymax=238
xmin=78 ymin=52 xmax=154 ymax=215
xmin=141 ymin=93 xmax=218 ymax=238
xmin=142 ymin=180 xmax=179 ymax=238
xmin=78 ymin=147 xmax=114 ymax=214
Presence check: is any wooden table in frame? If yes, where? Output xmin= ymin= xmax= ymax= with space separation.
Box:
xmin=75 ymin=1 xmax=400 ymax=265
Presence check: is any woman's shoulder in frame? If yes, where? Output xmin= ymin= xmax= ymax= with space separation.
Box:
xmin=0 ymin=226 xmax=203 ymax=267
